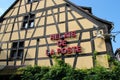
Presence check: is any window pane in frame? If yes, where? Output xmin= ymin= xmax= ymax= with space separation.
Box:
xmin=12 ymin=42 xmax=17 ymax=48
xmin=10 ymin=41 xmax=24 ymax=60
xmin=10 ymin=50 xmax=16 ymax=58
xmin=19 ymin=41 xmax=24 ymax=48
xmin=29 ymin=21 xmax=34 ymax=28
xmin=23 ymin=23 xmax=28 ymax=29
xmin=18 ymin=50 xmax=23 ymax=59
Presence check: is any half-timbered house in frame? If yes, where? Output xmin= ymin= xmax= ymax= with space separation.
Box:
xmin=0 ymin=0 xmax=114 ymax=76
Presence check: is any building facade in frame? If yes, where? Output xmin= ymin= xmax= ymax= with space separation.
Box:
xmin=0 ymin=0 xmax=114 ymax=71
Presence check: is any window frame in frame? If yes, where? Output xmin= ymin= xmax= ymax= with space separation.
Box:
xmin=10 ymin=41 xmax=24 ymax=60
xmin=22 ymin=14 xmax=35 ymax=30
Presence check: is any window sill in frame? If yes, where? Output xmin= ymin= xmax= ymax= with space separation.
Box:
xmin=21 ymin=27 xmax=34 ymax=30
xmin=9 ymin=57 xmax=22 ymax=61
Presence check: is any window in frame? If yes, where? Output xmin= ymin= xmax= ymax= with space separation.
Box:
xmin=10 ymin=41 xmax=24 ymax=60
xmin=28 ymin=0 xmax=38 ymax=3
xmin=22 ymin=14 xmax=35 ymax=29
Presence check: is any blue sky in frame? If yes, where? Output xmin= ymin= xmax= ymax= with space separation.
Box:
xmin=0 ymin=0 xmax=120 ymax=52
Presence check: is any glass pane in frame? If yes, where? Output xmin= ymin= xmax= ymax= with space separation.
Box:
xmin=24 ymin=23 xmax=28 ymax=28
xmin=11 ymin=50 xmax=17 ymax=58
xmin=30 ymin=21 xmax=34 ymax=28
xmin=12 ymin=42 xmax=17 ymax=48
xmin=19 ymin=41 xmax=24 ymax=48
xmin=18 ymin=50 xmax=23 ymax=59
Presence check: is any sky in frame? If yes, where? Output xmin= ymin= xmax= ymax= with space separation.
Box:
xmin=0 ymin=0 xmax=120 ymax=52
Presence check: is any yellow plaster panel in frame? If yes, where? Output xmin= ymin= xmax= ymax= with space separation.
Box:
xmin=68 ymin=21 xmax=81 ymax=31
xmin=2 ymin=33 xmax=10 ymax=41
xmin=46 ymin=25 xmax=58 ymax=35
xmin=67 ymin=7 xmax=71 ymax=10
xmin=6 ymin=19 xmax=11 ymax=24
xmin=94 ymin=38 xmax=106 ymax=52
xmin=65 ymin=58 xmax=74 ymax=66
xmin=11 ymin=8 xmax=18 ymax=16
xmin=0 ymin=25 xmax=5 ymax=33
xmin=4 ymin=9 xmax=14 ymax=18
xmin=39 ymin=38 xmax=46 ymax=45
xmin=49 ymin=45 xmax=58 ymax=52
xmin=60 ymin=7 xmax=65 ymax=12
xmin=2 ymin=43 xmax=7 ymax=49
xmin=46 ymin=0 xmax=55 ymax=7
xmin=14 ymin=1 xmax=19 ymax=7
xmin=25 ymin=61 xmax=34 ymax=66
xmin=58 ymin=23 xmax=65 ymax=33
xmin=0 ymin=62 xmax=6 ymax=65
xmin=53 ymin=8 xmax=58 ymax=14
xmin=34 ymin=18 xmax=39 ymax=26
xmin=36 ymin=0 xmax=44 ymax=10
xmin=3 ymin=20 xmax=7 ymax=24
xmin=3 ymin=43 xmax=12 ymax=50
xmin=25 ymin=40 xmax=36 ymax=47
xmin=19 ymin=5 xmax=30 ymax=14
xmin=19 ymin=6 xmax=26 ymax=14
xmin=38 ymin=59 xmax=51 ymax=67
xmin=11 ymin=32 xmax=19 ymax=40
xmin=47 ymin=37 xmax=57 ymax=44
xmin=26 ymin=5 xmax=31 ymax=12
xmin=38 ymin=17 xmax=45 ymax=26
xmin=47 ymin=16 xmax=54 ymax=24
xmin=15 ymin=17 xmax=23 ymax=22
xmin=38 ymin=47 xmax=47 ymax=57
xmin=81 ymin=32 xmax=90 ymax=40
xmin=20 ymin=31 xmax=25 ymax=39
xmin=79 ymin=19 xmax=95 ymax=29
xmin=0 ymin=51 xmax=7 ymax=59
xmin=68 ymin=12 xmax=74 ymax=20
xmin=27 ymin=29 xmax=34 ymax=38
xmin=16 ymin=61 xmax=21 ymax=66
xmin=60 ymin=12 xmax=65 ymax=22
xmin=32 ymin=2 xmax=38 ymax=11
xmin=26 ymin=48 xmax=36 ymax=58
xmin=13 ymin=23 xmax=22 ymax=31
xmin=68 ymin=43 xmax=77 ymax=47
xmin=6 ymin=24 xmax=13 ymax=32
xmin=66 ymin=33 xmax=80 ymax=42
xmin=36 ymin=12 xmax=43 ymax=18
xmin=55 ymin=0 xmax=65 ymax=5
xmin=71 ymin=11 xmax=83 ymax=18
xmin=9 ymin=61 xmax=14 ymax=66
xmin=81 ymin=42 xmax=92 ymax=53
xmin=33 ymin=27 xmax=44 ymax=37
xmin=21 ymin=0 xmax=25 ymax=5
xmin=96 ymin=54 xmax=109 ymax=68
xmin=7 ymin=50 xmax=11 ymax=57
xmin=0 ymin=34 xmax=3 ymax=40
xmin=8 ymin=43 xmax=12 ymax=49
xmin=9 ymin=18 xmax=15 ymax=24
xmin=76 ymin=56 xmax=93 ymax=69
xmin=48 ymin=10 xmax=52 ymax=15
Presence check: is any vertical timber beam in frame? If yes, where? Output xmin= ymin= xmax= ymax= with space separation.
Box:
xmin=90 ymin=31 xmax=95 ymax=67
xmin=73 ymin=32 xmax=82 ymax=68
xmin=35 ymin=39 xmax=40 ymax=65
xmin=14 ymin=0 xmax=23 ymax=66
xmin=65 ymin=4 xmax=68 ymax=32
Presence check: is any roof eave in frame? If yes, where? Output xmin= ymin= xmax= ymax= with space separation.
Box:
xmin=0 ymin=0 xmax=18 ymax=19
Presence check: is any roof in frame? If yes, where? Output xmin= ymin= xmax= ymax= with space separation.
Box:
xmin=0 ymin=0 xmax=114 ymax=30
